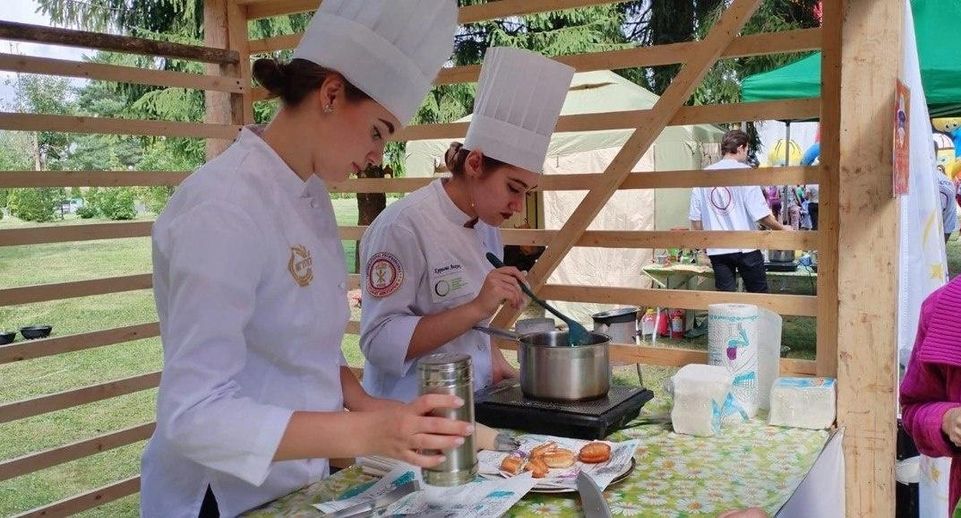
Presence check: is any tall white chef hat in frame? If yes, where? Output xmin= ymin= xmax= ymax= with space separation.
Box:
xmin=464 ymin=47 xmax=575 ymax=173
xmin=293 ymin=0 xmax=457 ymax=125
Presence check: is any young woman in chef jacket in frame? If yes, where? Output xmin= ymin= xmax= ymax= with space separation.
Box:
xmin=141 ymin=2 xmax=472 ymax=516
xmin=359 ymin=48 xmax=575 ymax=402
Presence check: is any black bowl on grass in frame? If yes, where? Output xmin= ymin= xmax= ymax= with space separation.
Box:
xmin=0 ymin=331 xmax=15 ymax=345
xmin=20 ymin=325 xmax=52 ymax=340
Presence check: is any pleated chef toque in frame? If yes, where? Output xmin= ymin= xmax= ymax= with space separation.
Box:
xmin=464 ymin=47 xmax=575 ymax=173
xmin=293 ymin=0 xmax=457 ymax=125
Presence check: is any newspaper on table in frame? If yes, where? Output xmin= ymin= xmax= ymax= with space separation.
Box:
xmin=314 ymin=464 xmax=537 ymax=517
xmin=477 ymin=434 xmax=639 ymax=491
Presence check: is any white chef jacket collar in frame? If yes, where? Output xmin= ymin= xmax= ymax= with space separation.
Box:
xmin=433 ymin=179 xmax=477 ymax=227
xmin=240 ymin=125 xmax=314 ymax=200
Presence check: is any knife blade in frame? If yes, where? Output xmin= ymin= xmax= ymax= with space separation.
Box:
xmin=325 ymin=479 xmax=419 ymax=517
xmin=576 ymin=471 xmax=613 ymax=518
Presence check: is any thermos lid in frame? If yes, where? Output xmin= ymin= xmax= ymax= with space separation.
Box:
xmin=418 ymin=353 xmax=473 ymax=386
xmin=591 ymin=307 xmax=638 ymax=324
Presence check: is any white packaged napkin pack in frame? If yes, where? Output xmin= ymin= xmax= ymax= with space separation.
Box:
xmin=669 ymin=364 xmax=733 ymax=437
xmin=768 ymin=377 xmax=837 ymax=429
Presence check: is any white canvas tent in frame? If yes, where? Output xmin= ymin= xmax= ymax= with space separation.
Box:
xmin=405 ymin=71 xmax=725 ymax=322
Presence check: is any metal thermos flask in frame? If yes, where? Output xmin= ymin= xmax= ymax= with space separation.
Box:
xmin=417 ymin=352 xmax=477 ymax=486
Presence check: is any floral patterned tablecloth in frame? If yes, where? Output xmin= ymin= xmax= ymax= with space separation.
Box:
xmin=246 ymin=416 xmax=829 ymax=518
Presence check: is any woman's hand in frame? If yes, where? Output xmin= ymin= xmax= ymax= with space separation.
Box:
xmin=491 ymin=346 xmax=519 ymax=384
xmin=471 ymin=267 xmax=526 ymax=318
xmin=365 ymin=394 xmax=473 ymax=467
xmin=942 ymin=407 xmax=961 ymax=447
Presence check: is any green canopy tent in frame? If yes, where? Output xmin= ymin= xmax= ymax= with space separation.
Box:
xmin=742 ymin=0 xmax=961 ymax=118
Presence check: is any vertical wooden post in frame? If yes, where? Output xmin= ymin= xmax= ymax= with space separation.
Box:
xmin=835 ymin=0 xmax=903 ymax=516
xmin=227 ymin=1 xmax=255 ymax=126
xmin=817 ymin=0 xmax=841 ymax=378
xmin=204 ymin=0 xmax=232 ymax=159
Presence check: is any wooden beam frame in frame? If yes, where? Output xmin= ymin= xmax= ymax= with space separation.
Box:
xmin=0 ymin=323 xmax=160 ymax=365
xmin=249 ymin=27 xmax=820 ymax=84
xmin=492 ymin=0 xmax=764 ymax=330
xmin=392 ymin=99 xmax=818 ymax=142
xmin=0 ymin=113 xmax=240 ymax=139
xmin=834 ymin=0 xmax=901 ymax=515
xmin=0 ymin=171 xmax=189 ymax=188
xmin=0 ymin=222 xmax=153 ymax=247
xmin=243 ymin=0 xmax=621 ymax=22
xmin=0 ymin=423 xmax=154 ymax=481
xmin=0 ymin=21 xmax=237 ymax=64
xmin=14 ymin=476 xmax=140 ymax=518
xmin=325 ymin=166 xmax=820 ymax=194
xmin=0 ymin=53 xmax=245 ymax=93
xmin=0 ymin=372 xmax=160 ymax=424
xmin=0 ymin=274 xmax=153 ymax=306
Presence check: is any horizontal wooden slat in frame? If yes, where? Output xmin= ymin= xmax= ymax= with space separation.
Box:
xmin=327 ymin=166 xmax=819 ymax=194
xmin=540 ymin=284 xmax=818 ymax=316
xmin=340 ymin=226 xmax=816 ymax=250
xmin=0 ymin=274 xmax=153 ymax=306
xmin=0 ymin=53 xmax=245 ymax=93
xmin=346 ymin=320 xmax=359 ymax=335
xmin=0 ymin=423 xmax=154 ymax=481
xmin=0 ymin=113 xmax=240 ymax=139
xmin=0 ymin=323 xmax=160 ymax=365
xmin=0 ymin=20 xmax=237 ymax=64
xmin=14 ymin=475 xmax=140 ymax=518
xmin=0 ymin=371 xmax=160 ymax=424
xmin=0 ymin=222 xmax=153 ymax=247
xmin=250 ymin=28 xmax=819 ymax=94
xmin=394 ymin=99 xmax=820 ymax=141
xmin=244 ymin=0 xmax=620 ymax=22
xmin=0 ymin=171 xmax=189 ymax=188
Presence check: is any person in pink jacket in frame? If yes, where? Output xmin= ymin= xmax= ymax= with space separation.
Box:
xmin=901 ymin=274 xmax=961 ymax=515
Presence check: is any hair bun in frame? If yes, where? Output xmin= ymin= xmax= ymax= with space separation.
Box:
xmin=445 ymin=141 xmax=465 ymax=172
xmin=252 ymin=58 xmax=287 ymax=98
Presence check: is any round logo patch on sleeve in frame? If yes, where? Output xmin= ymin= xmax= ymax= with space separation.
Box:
xmin=366 ymin=252 xmax=404 ymax=297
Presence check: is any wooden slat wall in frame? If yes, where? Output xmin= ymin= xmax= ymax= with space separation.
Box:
xmin=0 ymin=372 xmax=161 ymax=424
xmin=0 ymin=0 xmax=864 ymax=514
xmin=0 ymin=53 xmax=245 ymax=93
xmin=12 ymin=476 xmax=141 ymax=518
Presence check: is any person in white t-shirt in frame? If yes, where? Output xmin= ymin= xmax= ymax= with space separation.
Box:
xmin=689 ymin=130 xmax=793 ymax=292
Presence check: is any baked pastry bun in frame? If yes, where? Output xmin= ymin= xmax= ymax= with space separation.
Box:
xmin=578 ymin=441 xmax=611 ymax=463
xmin=525 ymin=456 xmax=549 ymax=478
xmin=529 ymin=441 xmax=557 ymax=458
xmin=541 ymin=448 xmax=576 ymax=468
xmin=500 ymin=455 xmax=526 ymax=475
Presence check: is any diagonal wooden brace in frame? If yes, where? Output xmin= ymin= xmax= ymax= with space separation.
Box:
xmin=492 ymin=0 xmax=764 ymax=330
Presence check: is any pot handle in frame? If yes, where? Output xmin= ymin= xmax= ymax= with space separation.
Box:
xmin=471 ymin=325 xmax=523 ymax=342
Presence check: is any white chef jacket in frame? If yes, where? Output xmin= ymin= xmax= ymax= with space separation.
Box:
xmin=689 ymin=158 xmax=771 ymax=256
xmin=359 ymin=179 xmax=501 ymax=402
xmin=142 ymin=127 xmax=349 ymax=517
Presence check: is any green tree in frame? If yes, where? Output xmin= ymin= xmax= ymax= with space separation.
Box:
xmin=7 ymin=187 xmax=63 ymax=222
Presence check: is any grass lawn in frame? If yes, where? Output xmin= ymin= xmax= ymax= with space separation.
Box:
xmin=2 ymin=204 xmax=957 ymax=516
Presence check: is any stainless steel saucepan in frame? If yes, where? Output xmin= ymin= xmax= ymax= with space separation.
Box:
xmin=473 ymin=325 xmax=611 ymax=401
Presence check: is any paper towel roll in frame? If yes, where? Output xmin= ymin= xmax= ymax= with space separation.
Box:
xmin=708 ymin=303 xmax=760 ymax=423
xmin=757 ymin=308 xmax=783 ymax=410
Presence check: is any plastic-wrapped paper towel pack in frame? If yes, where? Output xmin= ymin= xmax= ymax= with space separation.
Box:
xmin=769 ymin=377 xmax=837 ymax=429
xmin=669 ymin=364 xmax=733 ymax=437
xmin=707 ymin=303 xmax=782 ymax=424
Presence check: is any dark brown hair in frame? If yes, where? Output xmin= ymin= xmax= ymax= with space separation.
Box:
xmin=444 ymin=142 xmax=507 ymax=177
xmin=252 ymin=58 xmax=370 ymax=107
xmin=721 ymin=129 xmax=750 ymax=155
